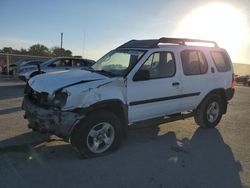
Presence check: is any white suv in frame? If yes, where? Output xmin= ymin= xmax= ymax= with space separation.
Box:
xmin=22 ymin=38 xmax=235 ymax=158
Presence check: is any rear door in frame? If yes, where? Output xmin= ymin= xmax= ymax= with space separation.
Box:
xmin=126 ymin=50 xmax=182 ymax=123
xmin=178 ymin=48 xmax=214 ymax=111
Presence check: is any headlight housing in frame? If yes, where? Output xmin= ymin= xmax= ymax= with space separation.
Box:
xmin=52 ymin=91 xmax=68 ymax=108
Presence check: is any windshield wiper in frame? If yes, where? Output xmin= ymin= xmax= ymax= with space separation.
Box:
xmin=81 ymin=66 xmax=94 ymax=71
xmin=94 ymin=70 xmax=115 ymax=77
xmin=82 ymin=67 xmax=115 ymax=77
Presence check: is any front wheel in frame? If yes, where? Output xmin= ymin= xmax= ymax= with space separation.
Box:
xmin=194 ymin=94 xmax=223 ymax=128
xmin=71 ymin=110 xmax=123 ymax=158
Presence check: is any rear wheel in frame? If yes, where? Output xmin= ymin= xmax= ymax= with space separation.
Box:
xmin=71 ymin=110 xmax=123 ymax=158
xmin=194 ymin=94 xmax=223 ymax=128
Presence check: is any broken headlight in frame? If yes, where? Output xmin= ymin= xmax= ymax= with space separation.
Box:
xmin=52 ymin=91 xmax=68 ymax=108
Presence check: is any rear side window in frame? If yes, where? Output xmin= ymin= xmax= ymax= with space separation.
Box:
xmin=211 ymin=51 xmax=231 ymax=72
xmin=181 ymin=50 xmax=208 ymax=75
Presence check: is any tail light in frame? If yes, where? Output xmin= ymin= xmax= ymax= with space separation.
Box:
xmin=232 ymin=73 xmax=235 ymax=89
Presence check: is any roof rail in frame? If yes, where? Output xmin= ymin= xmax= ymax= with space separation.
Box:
xmin=117 ymin=39 xmax=159 ymax=49
xmin=158 ymin=38 xmax=218 ymax=47
xmin=117 ymin=37 xmax=218 ymax=49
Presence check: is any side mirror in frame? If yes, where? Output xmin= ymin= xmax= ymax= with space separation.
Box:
xmin=133 ymin=69 xmax=150 ymax=81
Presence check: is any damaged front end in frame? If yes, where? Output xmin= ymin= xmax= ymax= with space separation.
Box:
xmin=22 ymin=83 xmax=84 ymax=139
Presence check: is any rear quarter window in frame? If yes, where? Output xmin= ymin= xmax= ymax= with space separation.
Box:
xmin=210 ymin=51 xmax=231 ymax=72
xmin=181 ymin=50 xmax=208 ymax=75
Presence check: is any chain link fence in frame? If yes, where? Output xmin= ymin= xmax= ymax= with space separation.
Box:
xmin=0 ymin=53 xmax=50 ymax=77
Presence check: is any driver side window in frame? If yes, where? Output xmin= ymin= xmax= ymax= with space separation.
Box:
xmin=140 ymin=51 xmax=176 ymax=79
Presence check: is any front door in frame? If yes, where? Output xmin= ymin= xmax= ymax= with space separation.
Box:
xmin=127 ymin=51 xmax=182 ymax=123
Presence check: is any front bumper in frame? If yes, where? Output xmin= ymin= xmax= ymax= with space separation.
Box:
xmin=22 ymin=96 xmax=85 ymax=139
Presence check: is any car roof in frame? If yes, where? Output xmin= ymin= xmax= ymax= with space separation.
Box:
xmin=117 ymin=37 xmax=219 ymax=50
xmin=52 ymin=57 xmax=94 ymax=61
xmin=53 ymin=57 xmax=82 ymax=60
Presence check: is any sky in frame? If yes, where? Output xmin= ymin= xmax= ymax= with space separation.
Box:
xmin=0 ymin=0 xmax=250 ymax=63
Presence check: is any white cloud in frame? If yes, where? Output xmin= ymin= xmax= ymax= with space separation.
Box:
xmin=0 ymin=37 xmax=36 ymax=49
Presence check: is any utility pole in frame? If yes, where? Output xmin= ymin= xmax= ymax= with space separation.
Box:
xmin=60 ymin=32 xmax=63 ymax=56
xmin=6 ymin=53 xmax=9 ymax=77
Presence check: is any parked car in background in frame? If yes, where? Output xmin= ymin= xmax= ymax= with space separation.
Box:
xmin=235 ymin=75 xmax=250 ymax=86
xmin=1 ymin=59 xmax=28 ymax=75
xmin=1 ymin=64 xmax=18 ymax=75
xmin=19 ymin=60 xmax=45 ymax=67
xmin=17 ymin=60 xmax=45 ymax=74
xmin=18 ymin=57 xmax=95 ymax=81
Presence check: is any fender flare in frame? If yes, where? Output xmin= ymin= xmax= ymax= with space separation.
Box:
xmin=197 ymin=88 xmax=228 ymax=114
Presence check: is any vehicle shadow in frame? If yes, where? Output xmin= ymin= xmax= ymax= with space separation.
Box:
xmin=0 ymin=126 xmax=244 ymax=188
xmin=0 ymin=132 xmax=51 ymax=152
xmin=122 ymin=126 xmax=243 ymax=188
xmin=0 ymin=131 xmax=77 ymax=160
xmin=0 ymin=106 xmax=22 ymax=116
xmin=0 ymin=85 xmax=24 ymax=100
xmin=176 ymin=128 xmax=242 ymax=188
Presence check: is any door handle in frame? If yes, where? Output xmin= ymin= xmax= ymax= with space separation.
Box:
xmin=172 ymin=82 xmax=180 ymax=86
xmin=65 ymin=68 xmax=70 ymax=70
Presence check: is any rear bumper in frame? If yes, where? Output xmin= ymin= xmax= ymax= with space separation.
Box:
xmin=22 ymin=96 xmax=85 ymax=139
xmin=226 ymin=88 xmax=235 ymax=101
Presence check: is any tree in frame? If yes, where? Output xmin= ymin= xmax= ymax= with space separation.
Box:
xmin=19 ymin=48 xmax=28 ymax=55
xmin=51 ymin=46 xmax=72 ymax=57
xmin=64 ymin=50 xmax=72 ymax=57
xmin=2 ymin=47 xmax=14 ymax=54
xmin=1 ymin=44 xmax=73 ymax=57
xmin=28 ymin=44 xmax=50 ymax=56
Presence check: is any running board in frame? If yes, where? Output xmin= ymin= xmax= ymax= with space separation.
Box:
xmin=131 ymin=111 xmax=194 ymax=128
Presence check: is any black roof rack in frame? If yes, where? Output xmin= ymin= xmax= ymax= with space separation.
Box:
xmin=117 ymin=37 xmax=218 ymax=49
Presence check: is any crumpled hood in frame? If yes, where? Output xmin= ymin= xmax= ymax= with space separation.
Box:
xmin=28 ymin=69 xmax=108 ymax=94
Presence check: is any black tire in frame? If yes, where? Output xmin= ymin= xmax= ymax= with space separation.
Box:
xmin=194 ymin=94 xmax=223 ymax=128
xmin=71 ymin=110 xmax=123 ymax=158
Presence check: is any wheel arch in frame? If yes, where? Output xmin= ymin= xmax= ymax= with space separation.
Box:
xmin=71 ymin=99 xmax=128 ymax=139
xmin=198 ymin=88 xmax=228 ymax=114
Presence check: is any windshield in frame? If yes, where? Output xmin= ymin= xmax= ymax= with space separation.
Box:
xmin=92 ymin=49 xmax=146 ymax=76
xmin=41 ymin=57 xmax=58 ymax=66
